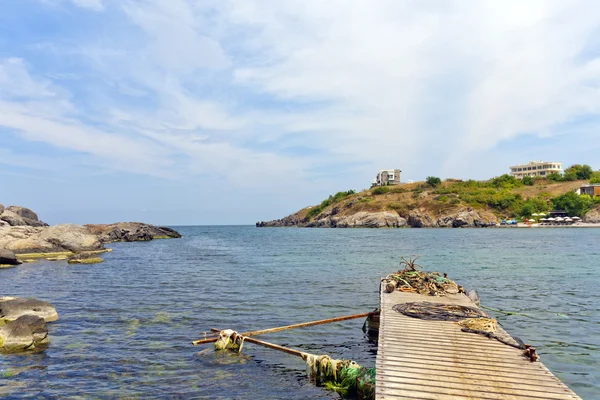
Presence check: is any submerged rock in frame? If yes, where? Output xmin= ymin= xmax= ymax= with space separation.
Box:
xmin=67 ymin=253 xmax=104 ymax=264
xmin=0 ymin=297 xmax=59 ymax=323
xmin=0 ymin=315 xmax=49 ymax=353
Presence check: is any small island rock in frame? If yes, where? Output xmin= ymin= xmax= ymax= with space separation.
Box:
xmin=0 ymin=315 xmax=49 ymax=353
xmin=0 ymin=297 xmax=59 ymax=323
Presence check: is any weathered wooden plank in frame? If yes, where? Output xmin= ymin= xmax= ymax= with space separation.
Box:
xmin=376 ymin=281 xmax=581 ymax=400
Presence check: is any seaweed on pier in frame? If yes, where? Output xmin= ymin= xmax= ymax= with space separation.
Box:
xmin=301 ymin=352 xmax=375 ymax=399
xmin=384 ymin=255 xmax=464 ymax=296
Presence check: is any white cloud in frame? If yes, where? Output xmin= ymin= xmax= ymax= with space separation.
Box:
xmin=70 ymin=0 xmax=103 ymax=11
xmin=5 ymin=0 xmax=600 ymax=196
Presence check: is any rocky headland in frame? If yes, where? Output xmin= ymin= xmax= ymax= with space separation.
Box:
xmin=257 ymin=179 xmax=598 ymax=229
xmin=0 ymin=204 xmax=181 ymax=266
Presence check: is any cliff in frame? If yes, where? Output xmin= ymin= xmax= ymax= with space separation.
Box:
xmin=257 ymin=179 xmax=588 ymax=228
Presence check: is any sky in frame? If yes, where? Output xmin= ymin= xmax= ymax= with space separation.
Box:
xmin=1 ymin=0 xmax=600 ymax=225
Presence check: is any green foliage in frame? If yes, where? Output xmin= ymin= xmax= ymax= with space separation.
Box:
xmin=520 ymin=197 xmax=549 ymax=217
xmin=371 ymin=186 xmax=390 ymax=195
xmin=522 ymin=176 xmax=534 ymax=186
xmin=426 ymin=176 xmax=442 ymax=187
xmin=551 ymin=191 xmax=595 ymax=217
xmin=590 ymin=172 xmax=600 ymax=184
xmin=306 ymin=190 xmax=356 ymax=220
xmin=564 ymin=164 xmax=593 ymax=180
xmin=546 ymin=173 xmax=565 ymax=182
xmin=489 ymin=174 xmax=523 ymax=189
xmin=435 ymin=195 xmax=449 ymax=203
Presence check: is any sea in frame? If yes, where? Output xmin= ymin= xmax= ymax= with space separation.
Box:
xmin=1 ymin=226 xmax=598 ymax=399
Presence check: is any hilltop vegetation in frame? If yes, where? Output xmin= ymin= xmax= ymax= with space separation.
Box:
xmin=259 ymin=165 xmax=600 ymax=228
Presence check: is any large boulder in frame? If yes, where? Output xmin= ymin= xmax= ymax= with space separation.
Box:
xmin=0 ymin=297 xmax=59 ymax=323
xmin=0 ymin=249 xmax=21 ymax=266
xmin=0 ymin=209 xmax=48 ymax=227
xmin=408 ymin=209 xmax=436 ymax=227
xmin=0 ymin=315 xmax=49 ymax=353
xmin=6 ymin=206 xmax=40 ymax=222
xmin=0 ymin=224 xmax=104 ymax=254
xmin=38 ymin=224 xmax=104 ymax=252
xmin=584 ymin=206 xmax=600 ymax=223
xmin=85 ymin=222 xmax=182 ymax=243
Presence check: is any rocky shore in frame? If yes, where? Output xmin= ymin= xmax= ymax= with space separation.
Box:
xmin=257 ymin=208 xmax=498 ymax=228
xmin=0 ymin=204 xmax=181 ymax=266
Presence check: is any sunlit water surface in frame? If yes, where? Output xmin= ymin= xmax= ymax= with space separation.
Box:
xmin=1 ymin=227 xmax=598 ymax=399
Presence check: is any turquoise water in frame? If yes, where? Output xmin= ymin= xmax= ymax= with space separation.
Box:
xmin=1 ymin=227 xmax=598 ymax=398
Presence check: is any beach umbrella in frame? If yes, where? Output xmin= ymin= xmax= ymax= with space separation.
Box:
xmin=538 ymin=213 xmax=546 ymax=216
xmin=555 ymin=217 xmax=564 ymax=221
xmin=572 ymin=216 xmax=581 ymax=220
xmin=532 ymin=213 xmax=539 ymax=216
xmin=565 ymin=218 xmax=573 ymax=222
xmin=547 ymin=217 xmax=555 ymax=221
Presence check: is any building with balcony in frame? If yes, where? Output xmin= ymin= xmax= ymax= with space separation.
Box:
xmin=372 ymin=169 xmax=401 ymax=186
xmin=509 ymin=161 xmax=562 ymax=179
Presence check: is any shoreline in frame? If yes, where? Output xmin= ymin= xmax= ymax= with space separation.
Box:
xmin=497 ymin=223 xmax=600 ymax=228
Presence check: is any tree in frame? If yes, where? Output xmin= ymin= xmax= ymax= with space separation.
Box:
xmin=589 ymin=172 xmax=600 ymax=184
xmin=547 ymin=173 xmax=565 ymax=182
xmin=426 ymin=176 xmax=442 ymax=187
xmin=522 ymin=176 xmax=534 ymax=186
xmin=551 ymin=192 xmax=594 ymax=217
xmin=564 ymin=164 xmax=593 ymax=180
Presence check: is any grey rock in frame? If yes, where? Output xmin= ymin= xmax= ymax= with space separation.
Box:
xmin=0 ymin=249 xmax=21 ymax=266
xmin=584 ymin=206 xmax=600 ymax=223
xmin=85 ymin=223 xmax=182 ymax=243
xmin=6 ymin=206 xmax=40 ymax=221
xmin=0 ymin=315 xmax=49 ymax=353
xmin=0 ymin=204 xmax=4 ymax=214
xmin=0 ymin=210 xmax=48 ymax=227
xmin=465 ymin=289 xmax=481 ymax=306
xmin=0 ymin=297 xmax=59 ymax=323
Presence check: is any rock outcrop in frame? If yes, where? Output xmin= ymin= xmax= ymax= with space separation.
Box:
xmin=584 ymin=206 xmax=600 ymax=223
xmin=0 ymin=206 xmax=48 ymax=227
xmin=256 ymin=211 xmax=302 ymax=227
xmin=0 ymin=224 xmax=104 ymax=255
xmin=0 ymin=249 xmax=21 ymax=266
xmin=407 ymin=208 xmax=497 ymax=228
xmin=0 ymin=315 xmax=49 ymax=353
xmin=319 ymin=211 xmax=407 ymax=228
xmin=67 ymin=253 xmax=104 ymax=264
xmin=85 ymin=223 xmax=182 ymax=243
xmin=0 ymin=297 xmax=59 ymax=323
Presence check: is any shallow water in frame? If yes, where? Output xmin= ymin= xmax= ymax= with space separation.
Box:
xmin=1 ymin=227 xmax=598 ymax=399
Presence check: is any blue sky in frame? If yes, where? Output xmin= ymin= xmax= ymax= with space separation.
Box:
xmin=1 ymin=0 xmax=600 ymax=225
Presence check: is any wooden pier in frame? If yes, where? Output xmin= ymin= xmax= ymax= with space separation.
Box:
xmin=376 ymin=284 xmax=581 ymax=399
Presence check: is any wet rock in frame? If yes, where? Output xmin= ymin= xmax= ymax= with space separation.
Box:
xmin=0 ymin=249 xmax=21 ymax=266
xmin=0 ymin=315 xmax=49 ymax=353
xmin=465 ymin=289 xmax=481 ymax=306
xmin=67 ymin=253 xmax=104 ymax=264
xmin=0 ymin=297 xmax=59 ymax=323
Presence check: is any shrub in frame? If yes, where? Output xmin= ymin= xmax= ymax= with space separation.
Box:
xmin=522 ymin=176 xmax=534 ymax=186
xmin=435 ymin=195 xmax=449 ymax=203
xmin=426 ymin=176 xmax=442 ymax=187
xmin=520 ymin=197 xmax=549 ymax=217
xmin=547 ymin=173 xmax=565 ymax=182
xmin=389 ymin=186 xmax=407 ymax=194
xmin=305 ymin=190 xmax=356 ymax=220
xmin=590 ymin=172 xmax=600 ymax=184
xmin=372 ymin=186 xmax=390 ymax=195
xmin=489 ymin=174 xmax=522 ymax=189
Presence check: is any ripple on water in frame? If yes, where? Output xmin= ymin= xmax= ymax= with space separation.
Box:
xmin=0 ymin=226 xmax=598 ymax=399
